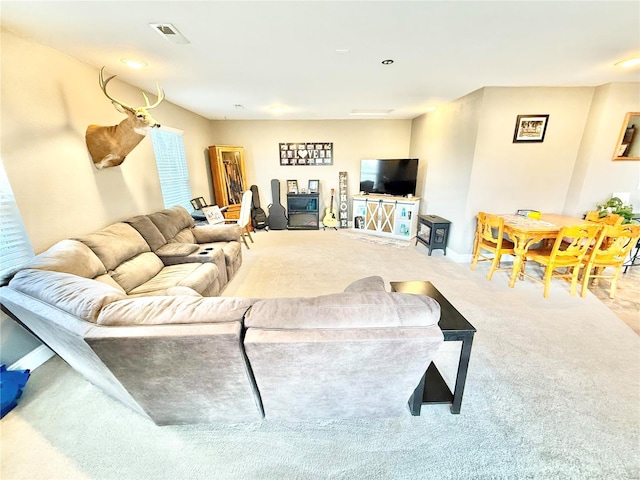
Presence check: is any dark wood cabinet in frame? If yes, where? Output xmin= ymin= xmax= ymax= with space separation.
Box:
xmin=287 ymin=194 xmax=319 ymax=230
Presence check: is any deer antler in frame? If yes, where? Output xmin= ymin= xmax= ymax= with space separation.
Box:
xmin=99 ymin=66 xmax=165 ymax=112
xmin=99 ymin=67 xmax=135 ymax=112
xmin=141 ymin=84 xmax=165 ymax=110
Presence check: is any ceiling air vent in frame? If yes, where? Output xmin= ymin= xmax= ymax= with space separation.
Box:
xmin=149 ymin=23 xmax=190 ymax=44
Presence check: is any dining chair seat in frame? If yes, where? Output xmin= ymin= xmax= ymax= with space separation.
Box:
xmin=522 ymin=224 xmax=601 ymax=298
xmin=580 ymin=224 xmax=640 ymax=298
xmin=471 ymin=212 xmax=516 ymax=281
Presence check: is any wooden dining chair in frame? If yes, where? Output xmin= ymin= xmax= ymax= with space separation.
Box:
xmin=224 ymin=190 xmax=254 ymax=249
xmin=580 ymin=224 xmax=640 ymax=298
xmin=471 ymin=212 xmax=515 ymax=280
xmin=522 ymin=224 xmax=601 ymax=298
xmin=585 ymin=211 xmax=624 ymax=226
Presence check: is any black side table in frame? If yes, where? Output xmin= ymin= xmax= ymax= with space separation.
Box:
xmin=390 ymin=281 xmax=476 ymax=415
xmin=416 ymin=215 xmax=451 ymax=255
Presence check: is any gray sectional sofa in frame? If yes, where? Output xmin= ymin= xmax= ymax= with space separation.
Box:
xmin=0 ymin=206 xmax=444 ymax=425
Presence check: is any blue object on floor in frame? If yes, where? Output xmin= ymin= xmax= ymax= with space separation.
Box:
xmin=0 ymin=364 xmax=30 ymax=418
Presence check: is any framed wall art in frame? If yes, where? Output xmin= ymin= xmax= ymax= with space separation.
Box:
xmin=612 ymin=112 xmax=640 ymax=161
xmin=287 ymin=179 xmax=299 ymax=194
xmin=513 ymin=114 xmax=549 ymax=143
xmin=279 ymin=142 xmax=333 ymax=165
xmin=201 ymin=205 xmax=225 ymax=225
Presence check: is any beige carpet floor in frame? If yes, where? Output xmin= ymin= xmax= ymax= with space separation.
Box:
xmin=1 ymin=229 xmax=638 ymax=479
xmin=589 ymin=262 xmax=639 ymax=335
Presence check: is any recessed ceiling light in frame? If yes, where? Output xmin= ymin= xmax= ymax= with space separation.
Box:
xmin=335 ymin=49 xmax=350 ymax=54
xmin=615 ymin=57 xmax=640 ymax=68
xmin=381 ymin=59 xmax=394 ymax=65
xmin=425 ymin=106 xmax=437 ymax=112
xmin=269 ymin=105 xmax=283 ymax=114
xmin=121 ymin=59 xmax=147 ymax=69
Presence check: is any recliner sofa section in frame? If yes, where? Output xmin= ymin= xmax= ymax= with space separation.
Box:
xmin=125 ymin=206 xmax=243 ymax=288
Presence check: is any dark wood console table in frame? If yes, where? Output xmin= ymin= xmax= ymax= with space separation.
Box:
xmin=390 ymin=281 xmax=476 ymax=414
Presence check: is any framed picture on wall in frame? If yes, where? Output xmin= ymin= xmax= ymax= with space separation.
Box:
xmin=513 ymin=114 xmax=549 ymax=143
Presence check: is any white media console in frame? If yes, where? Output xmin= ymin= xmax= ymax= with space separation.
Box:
xmin=352 ymin=195 xmax=420 ymax=240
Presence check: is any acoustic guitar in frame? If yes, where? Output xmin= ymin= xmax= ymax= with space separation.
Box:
xmin=322 ymin=188 xmax=339 ymax=229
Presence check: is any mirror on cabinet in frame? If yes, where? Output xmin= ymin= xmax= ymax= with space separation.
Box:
xmin=613 ymin=112 xmax=640 ymax=161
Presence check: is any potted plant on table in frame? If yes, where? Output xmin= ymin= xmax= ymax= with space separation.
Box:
xmin=595 ymin=197 xmax=634 ymax=224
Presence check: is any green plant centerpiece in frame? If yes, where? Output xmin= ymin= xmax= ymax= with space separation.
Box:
xmin=595 ymin=197 xmax=634 ymax=224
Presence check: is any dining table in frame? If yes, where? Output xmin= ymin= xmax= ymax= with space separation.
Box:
xmin=498 ymin=213 xmax=592 ymax=288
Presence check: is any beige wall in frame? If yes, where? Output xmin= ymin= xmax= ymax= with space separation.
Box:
xmin=409 ymin=85 xmax=639 ymax=257
xmin=1 ymin=28 xmax=212 ymax=253
xmin=565 ymin=83 xmax=640 ymax=216
xmin=409 ymin=89 xmax=484 ymax=255
xmin=209 ymin=120 xmax=412 ymax=214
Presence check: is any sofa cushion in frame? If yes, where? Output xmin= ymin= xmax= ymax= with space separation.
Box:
xmin=125 ymin=215 xmax=167 ymax=251
xmin=166 ymin=286 xmax=202 ymax=297
xmin=172 ymin=228 xmax=197 ymax=244
xmin=175 ymin=263 xmax=219 ymax=294
xmin=128 ymin=263 xmax=218 ymax=296
xmin=148 ymin=206 xmax=195 ymax=242
xmin=245 ymin=292 xmax=441 ymax=330
xmin=75 ymin=223 xmax=150 ymax=271
xmin=9 ymin=269 xmax=126 ymax=323
xmin=111 ymin=252 xmax=164 ymax=293
xmin=94 ymin=274 xmax=126 ymax=293
xmin=24 ymin=239 xmax=106 ymax=279
xmin=193 ymin=224 xmax=242 ymax=243
xmin=97 ymin=296 xmax=256 ymax=326
xmin=344 ymin=275 xmax=386 ymax=293
xmin=155 ymin=243 xmax=200 ymax=258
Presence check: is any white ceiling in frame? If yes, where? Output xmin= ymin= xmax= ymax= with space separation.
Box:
xmin=2 ymin=1 xmax=639 ymax=120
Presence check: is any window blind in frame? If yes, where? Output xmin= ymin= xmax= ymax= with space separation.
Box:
xmin=150 ymin=128 xmax=193 ymax=212
xmin=0 ymin=160 xmax=34 ymax=285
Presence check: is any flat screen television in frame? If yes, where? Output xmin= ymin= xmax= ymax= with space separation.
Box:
xmin=359 ymin=158 xmax=419 ymax=197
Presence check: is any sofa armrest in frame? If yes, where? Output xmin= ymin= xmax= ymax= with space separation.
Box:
xmin=192 ymin=224 xmax=241 ymax=243
xmin=84 ymin=321 xmax=264 ymax=424
xmin=155 ymin=243 xmax=200 ymax=257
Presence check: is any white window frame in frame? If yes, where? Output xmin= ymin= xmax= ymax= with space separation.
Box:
xmin=0 ymin=160 xmax=34 ymax=284
xmin=150 ymin=126 xmax=193 ymax=212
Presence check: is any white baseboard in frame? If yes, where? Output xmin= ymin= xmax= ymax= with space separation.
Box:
xmin=9 ymin=345 xmax=55 ymax=371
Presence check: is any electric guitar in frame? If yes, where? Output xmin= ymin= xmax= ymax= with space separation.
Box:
xmin=322 ymin=188 xmax=339 ymax=228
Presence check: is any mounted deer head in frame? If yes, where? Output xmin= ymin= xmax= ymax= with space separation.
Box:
xmin=85 ymin=67 xmax=165 ymax=169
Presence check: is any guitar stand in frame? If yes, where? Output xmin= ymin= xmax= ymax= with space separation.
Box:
xmin=323 ymin=226 xmax=338 ymax=231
